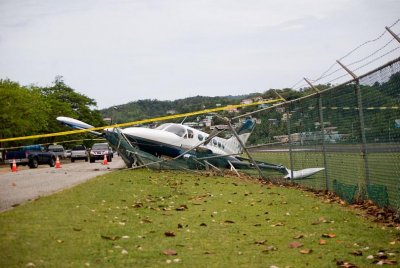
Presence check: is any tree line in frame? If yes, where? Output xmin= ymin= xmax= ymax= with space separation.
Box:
xmin=0 ymin=76 xmax=104 ymax=148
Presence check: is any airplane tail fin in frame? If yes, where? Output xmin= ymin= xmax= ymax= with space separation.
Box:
xmin=224 ymin=118 xmax=256 ymax=154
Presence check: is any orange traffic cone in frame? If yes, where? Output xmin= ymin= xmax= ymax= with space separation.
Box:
xmin=55 ymin=156 xmax=61 ymax=168
xmin=11 ymin=159 xmax=17 ymax=172
xmin=103 ymin=154 xmax=108 ymax=165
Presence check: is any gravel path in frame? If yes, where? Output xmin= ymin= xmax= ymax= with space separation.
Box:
xmin=0 ymin=156 xmax=126 ymax=212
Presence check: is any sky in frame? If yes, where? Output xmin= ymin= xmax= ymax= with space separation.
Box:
xmin=0 ymin=0 xmax=399 ymax=109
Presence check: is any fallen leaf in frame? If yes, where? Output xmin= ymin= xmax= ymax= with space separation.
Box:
xmin=336 ymin=260 xmax=357 ymax=267
xmin=73 ymin=227 xmax=82 ymax=231
xmin=176 ymin=205 xmax=188 ymax=211
xmin=322 ymin=233 xmax=336 ymax=238
xmin=224 ymin=220 xmax=235 ymax=224
xmin=293 ymin=234 xmax=304 ymax=239
xmin=101 ymin=235 xmax=121 ymax=241
xmin=132 ymin=202 xmax=143 ymax=208
xmin=200 ymin=223 xmax=207 ymax=227
xmin=164 ymin=231 xmax=176 ymax=237
xmin=254 ymin=240 xmax=267 ymax=245
xmin=299 ymin=249 xmax=312 ymax=254
xmin=373 ymin=260 xmax=397 ymax=265
xmin=350 ymin=250 xmax=363 ymax=256
xmin=319 ymin=239 xmax=327 ymax=245
xmin=163 ymin=249 xmax=177 ymax=256
xmin=289 ymin=241 xmax=303 ymax=248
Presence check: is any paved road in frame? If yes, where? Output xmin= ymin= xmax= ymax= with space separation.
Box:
xmin=0 ymin=156 xmax=126 ymax=212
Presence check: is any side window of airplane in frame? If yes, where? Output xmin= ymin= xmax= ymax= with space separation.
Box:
xmin=212 ymin=139 xmax=217 ymax=146
xmin=188 ymin=129 xmax=194 ymax=139
xmin=218 ymin=142 xmax=222 ymax=148
xmin=198 ymin=134 xmax=204 ymax=141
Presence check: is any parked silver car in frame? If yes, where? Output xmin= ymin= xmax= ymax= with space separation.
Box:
xmin=70 ymin=145 xmax=89 ymax=162
xmin=47 ymin=144 xmax=66 ymax=159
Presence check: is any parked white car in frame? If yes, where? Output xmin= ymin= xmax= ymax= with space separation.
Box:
xmin=47 ymin=144 xmax=66 ymax=159
xmin=70 ymin=145 xmax=89 ymax=162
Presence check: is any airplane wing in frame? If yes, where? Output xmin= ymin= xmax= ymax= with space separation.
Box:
xmin=57 ymin=116 xmax=104 ymax=136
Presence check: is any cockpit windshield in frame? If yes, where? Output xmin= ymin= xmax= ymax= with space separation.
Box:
xmin=164 ymin=124 xmax=187 ymax=137
xmin=155 ymin=123 xmax=172 ymax=130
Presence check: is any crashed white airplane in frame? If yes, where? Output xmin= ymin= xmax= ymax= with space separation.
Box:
xmin=57 ymin=116 xmax=324 ymax=179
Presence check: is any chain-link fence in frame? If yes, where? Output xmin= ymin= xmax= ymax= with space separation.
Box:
xmin=247 ymin=58 xmax=400 ymax=211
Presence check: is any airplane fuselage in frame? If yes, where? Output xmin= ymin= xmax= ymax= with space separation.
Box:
xmin=120 ymin=123 xmax=240 ymax=159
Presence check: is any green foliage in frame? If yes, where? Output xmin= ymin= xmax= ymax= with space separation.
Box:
xmin=40 ymin=76 xmax=104 ymax=132
xmin=0 ymin=77 xmax=104 ymax=147
xmin=0 ymin=79 xmax=50 ymax=140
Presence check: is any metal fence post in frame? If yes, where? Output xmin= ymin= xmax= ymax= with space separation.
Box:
xmin=304 ymin=78 xmax=330 ymax=190
xmin=337 ymin=60 xmax=370 ymax=186
xmin=286 ymin=104 xmax=295 ymax=180
xmin=354 ymin=80 xmax=371 ymax=185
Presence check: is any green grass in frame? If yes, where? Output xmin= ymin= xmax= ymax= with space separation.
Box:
xmin=0 ymin=169 xmax=399 ymax=267
xmin=251 ymin=151 xmax=400 ymax=209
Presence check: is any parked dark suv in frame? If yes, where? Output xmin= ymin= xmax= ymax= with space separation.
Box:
xmin=89 ymin=143 xmax=113 ymax=163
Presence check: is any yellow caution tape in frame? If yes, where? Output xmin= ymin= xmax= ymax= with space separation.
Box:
xmin=0 ymin=98 xmax=284 ymax=143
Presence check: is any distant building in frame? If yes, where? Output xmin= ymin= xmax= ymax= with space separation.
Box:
xmin=184 ymin=122 xmax=201 ymax=129
xmin=202 ymin=116 xmax=213 ymax=127
xmin=258 ymin=103 xmax=270 ymax=109
xmin=226 ymin=107 xmax=239 ymax=113
xmin=166 ymin=109 xmax=177 ymax=114
xmin=281 ymin=113 xmax=292 ymax=121
xmin=215 ymin=103 xmax=222 ymax=107
xmin=240 ymin=99 xmax=253 ymax=105
xmin=268 ymin=119 xmax=279 ymax=125
xmin=276 ymin=107 xmax=285 ymax=113
xmin=210 ymin=125 xmax=229 ymax=131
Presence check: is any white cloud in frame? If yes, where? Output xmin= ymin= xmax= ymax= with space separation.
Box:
xmin=0 ymin=0 xmax=399 ymax=108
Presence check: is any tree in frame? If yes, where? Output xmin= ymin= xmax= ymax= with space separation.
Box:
xmin=0 ymin=79 xmax=50 ymax=143
xmin=39 ymin=76 xmax=104 ymax=137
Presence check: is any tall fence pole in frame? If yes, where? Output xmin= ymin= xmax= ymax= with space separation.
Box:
xmin=273 ymin=90 xmax=294 ymax=180
xmin=304 ymin=78 xmax=330 ymax=190
xmin=337 ymin=60 xmax=370 ymax=186
xmin=226 ymin=119 xmax=266 ymax=181
xmin=285 ymin=104 xmax=295 ymax=180
xmin=385 ymin=26 xmax=400 ymax=44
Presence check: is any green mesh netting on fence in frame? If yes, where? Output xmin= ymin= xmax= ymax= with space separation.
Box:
xmin=333 ymin=179 xmax=358 ymax=204
xmin=366 ymin=184 xmax=389 ymax=208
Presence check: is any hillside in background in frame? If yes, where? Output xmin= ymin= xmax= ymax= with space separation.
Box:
xmin=100 ymin=94 xmax=258 ymax=123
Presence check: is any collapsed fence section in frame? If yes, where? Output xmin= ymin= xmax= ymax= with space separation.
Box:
xmin=245 ymin=58 xmax=400 ymax=212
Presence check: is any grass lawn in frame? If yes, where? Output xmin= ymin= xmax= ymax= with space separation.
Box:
xmin=0 ymin=169 xmax=399 ymax=267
